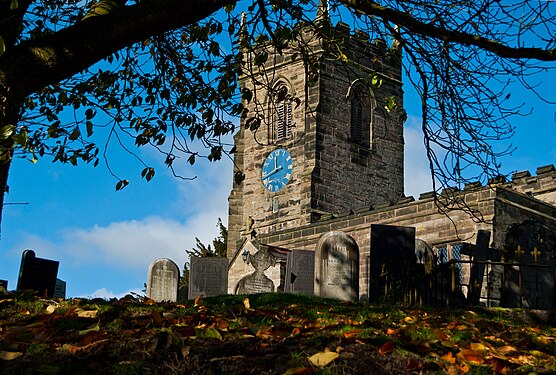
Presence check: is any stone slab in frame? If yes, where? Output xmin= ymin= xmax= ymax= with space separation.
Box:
xmin=188 ymin=257 xmax=228 ymax=299
xmin=284 ymin=250 xmax=315 ymax=295
xmin=17 ymin=250 xmax=59 ymax=298
xmin=146 ymin=258 xmax=180 ymax=302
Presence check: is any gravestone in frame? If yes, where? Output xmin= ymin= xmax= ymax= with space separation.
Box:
xmin=188 ymin=257 xmax=228 ymax=300
xmin=315 ymin=231 xmax=359 ymax=301
xmin=17 ymin=250 xmax=59 ymax=298
xmin=146 ymin=258 xmax=180 ymax=302
xmin=53 ymin=278 xmax=66 ymax=299
xmin=502 ymin=220 xmax=556 ymax=309
xmin=369 ymin=224 xmax=416 ymax=303
xmin=235 ymin=248 xmax=276 ymax=294
xmin=284 ymin=250 xmax=315 ymax=295
xmin=468 ymin=230 xmax=491 ymax=305
xmin=0 ymin=279 xmax=7 ymax=290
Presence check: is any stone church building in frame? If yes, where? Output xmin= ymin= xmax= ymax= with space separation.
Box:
xmin=225 ymin=16 xmax=556 ymax=307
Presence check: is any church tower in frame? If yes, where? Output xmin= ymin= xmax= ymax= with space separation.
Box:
xmin=227 ymin=10 xmax=405 ymax=256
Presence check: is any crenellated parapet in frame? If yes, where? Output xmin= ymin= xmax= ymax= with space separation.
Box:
xmin=311 ymin=164 xmax=556 ymax=222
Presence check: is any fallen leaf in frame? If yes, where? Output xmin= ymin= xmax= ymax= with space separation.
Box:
xmin=291 ymin=327 xmax=301 ymax=336
xmin=243 ymin=297 xmax=254 ymax=311
xmin=457 ymin=349 xmax=484 ymax=365
xmin=469 ymin=342 xmax=488 ymax=354
xmin=256 ymin=328 xmax=273 ymax=339
xmin=282 ymin=367 xmax=314 ymax=375
xmin=378 ymin=341 xmax=395 ymax=355
xmin=386 ymin=327 xmax=396 ymax=335
xmin=308 ymin=351 xmax=339 ymax=367
xmin=342 ymin=329 xmax=361 ymax=339
xmin=181 ymin=346 xmax=190 ymax=357
xmin=79 ymin=323 xmax=100 ymax=336
xmin=404 ymin=316 xmax=417 ymax=324
xmin=441 ymin=340 xmax=458 ymax=348
xmin=76 ymin=308 xmax=98 ymax=318
xmin=152 ymin=310 xmax=163 ymax=326
xmin=442 ymin=351 xmax=456 ymax=364
xmin=195 ymin=327 xmax=222 ymax=340
xmin=0 ymin=351 xmax=23 ymax=360
xmin=45 ymin=304 xmax=57 ymax=314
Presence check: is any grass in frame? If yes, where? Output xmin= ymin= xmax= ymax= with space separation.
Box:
xmin=1 ymin=290 xmax=555 ymax=374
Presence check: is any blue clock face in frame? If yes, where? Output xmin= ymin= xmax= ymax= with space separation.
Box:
xmin=261 ymin=148 xmax=293 ymax=192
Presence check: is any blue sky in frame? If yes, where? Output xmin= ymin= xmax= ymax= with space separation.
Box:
xmin=1 ymin=39 xmax=555 ymax=299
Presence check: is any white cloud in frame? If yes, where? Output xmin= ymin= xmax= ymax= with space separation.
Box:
xmin=404 ymin=115 xmax=433 ymax=198
xmin=85 ymin=287 xmax=144 ymax=299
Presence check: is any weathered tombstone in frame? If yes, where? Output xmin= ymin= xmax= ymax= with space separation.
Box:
xmin=284 ymin=250 xmax=315 ymax=295
xmin=502 ymin=220 xmax=556 ymax=309
xmin=177 ymin=285 xmax=188 ymax=303
xmin=53 ymin=278 xmax=66 ymax=299
xmin=369 ymin=224 xmax=415 ymax=303
xmin=315 ymin=231 xmax=359 ymax=301
xmin=468 ymin=230 xmax=491 ymax=305
xmin=0 ymin=279 xmax=7 ymax=290
xmin=235 ymin=248 xmax=276 ymax=294
xmin=188 ymin=257 xmax=228 ymax=300
xmin=146 ymin=258 xmax=180 ymax=302
xmin=17 ymin=250 xmax=59 ymax=298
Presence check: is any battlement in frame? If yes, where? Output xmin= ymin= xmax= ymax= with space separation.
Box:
xmin=311 ymin=164 xmax=556 ymax=222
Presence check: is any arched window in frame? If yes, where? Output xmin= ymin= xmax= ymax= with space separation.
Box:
xmin=272 ymin=84 xmax=293 ymax=142
xmin=348 ymin=82 xmax=372 ymax=148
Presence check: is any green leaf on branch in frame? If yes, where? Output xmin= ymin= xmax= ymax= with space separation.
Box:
xmin=0 ymin=36 xmax=5 ymax=57
xmin=10 ymin=0 xmax=18 ymax=10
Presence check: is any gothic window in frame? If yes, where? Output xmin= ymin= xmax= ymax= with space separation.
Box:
xmin=272 ymin=84 xmax=293 ymax=142
xmin=348 ymin=83 xmax=372 ymax=148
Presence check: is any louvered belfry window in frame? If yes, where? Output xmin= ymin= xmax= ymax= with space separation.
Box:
xmin=275 ymin=85 xmax=292 ymax=142
xmin=350 ymin=97 xmax=364 ymax=144
xmin=349 ymin=84 xmax=371 ymax=148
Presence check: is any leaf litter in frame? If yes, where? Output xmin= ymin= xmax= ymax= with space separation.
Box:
xmin=1 ymin=290 xmax=555 ymax=374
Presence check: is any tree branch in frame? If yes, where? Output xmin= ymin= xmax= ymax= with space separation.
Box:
xmin=0 ymin=0 xmax=236 ymax=100
xmin=338 ymin=0 xmax=556 ymax=61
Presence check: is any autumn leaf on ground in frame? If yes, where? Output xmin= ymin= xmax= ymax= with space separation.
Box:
xmin=342 ymin=329 xmax=361 ymax=339
xmin=457 ymin=349 xmax=485 ymax=365
xmin=195 ymin=327 xmax=222 ymax=340
xmin=0 ymin=351 xmax=23 ymax=360
xmin=243 ymin=297 xmax=254 ymax=311
xmin=378 ymin=341 xmax=395 ymax=355
xmin=442 ymin=351 xmax=456 ymax=364
xmin=78 ymin=323 xmax=100 ymax=336
xmin=282 ymin=367 xmax=314 ymax=375
xmin=308 ymin=351 xmax=339 ymax=367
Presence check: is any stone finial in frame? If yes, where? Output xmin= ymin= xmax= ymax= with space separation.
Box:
xmin=488 ymin=175 xmax=506 ymax=185
xmin=464 ymin=181 xmax=482 ymax=190
xmin=536 ymin=164 xmax=555 ymax=175
xmin=512 ymin=170 xmax=531 ymax=181
xmin=419 ymin=191 xmax=436 ymax=200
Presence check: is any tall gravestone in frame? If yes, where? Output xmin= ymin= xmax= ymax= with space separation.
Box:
xmin=17 ymin=250 xmax=59 ymax=298
xmin=284 ymin=250 xmax=315 ymax=295
xmin=146 ymin=258 xmax=180 ymax=302
xmin=502 ymin=220 xmax=556 ymax=309
xmin=188 ymin=257 xmax=228 ymax=300
xmin=315 ymin=232 xmax=359 ymax=301
xmin=369 ymin=224 xmax=416 ymax=303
